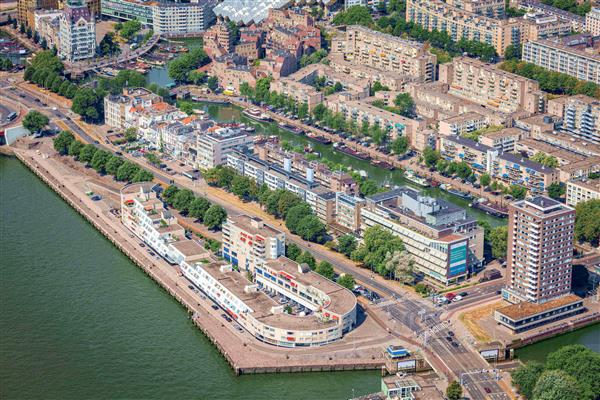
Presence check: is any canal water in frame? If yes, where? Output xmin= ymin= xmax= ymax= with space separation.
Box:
xmin=515 ymin=323 xmax=600 ymax=364
xmin=0 ymin=155 xmax=379 ymax=399
xmin=188 ymin=101 xmax=507 ymax=227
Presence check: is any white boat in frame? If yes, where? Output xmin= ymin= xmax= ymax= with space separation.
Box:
xmin=243 ymin=108 xmax=272 ymax=122
xmin=404 ymin=169 xmax=430 ymax=187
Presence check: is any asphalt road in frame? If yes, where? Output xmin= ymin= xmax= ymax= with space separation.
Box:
xmin=5 ymin=81 xmax=511 ymax=399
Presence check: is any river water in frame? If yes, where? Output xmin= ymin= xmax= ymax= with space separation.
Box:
xmin=0 ymin=156 xmax=378 ymax=399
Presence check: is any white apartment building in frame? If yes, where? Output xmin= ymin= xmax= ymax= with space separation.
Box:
xmin=34 ymin=10 xmax=62 ymax=49
xmin=195 ymin=127 xmax=253 ymax=169
xmin=58 ymin=0 xmax=96 ymax=62
xmin=566 ymin=179 xmax=600 ymax=207
xmin=523 ymin=39 xmax=600 ymax=85
xmin=104 ymin=87 xmax=162 ymax=129
xmin=585 ymin=7 xmax=600 ymax=36
xmin=226 ymin=151 xmax=337 ymax=224
xmin=222 ymin=215 xmax=286 ymax=272
xmin=151 ymin=1 xmax=216 ymax=36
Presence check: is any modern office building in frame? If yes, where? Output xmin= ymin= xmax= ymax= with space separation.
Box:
xmin=360 ymin=188 xmax=484 ymax=285
xmin=547 ymin=95 xmax=600 ymax=145
xmin=221 ymin=215 xmax=286 ymax=272
xmin=195 ymin=127 xmax=252 ymax=169
xmin=58 ymin=0 xmax=96 ymax=62
xmin=439 ymin=57 xmax=546 ymax=114
xmin=496 ymin=196 xmax=583 ymax=332
xmin=335 ymin=25 xmax=437 ymax=82
xmin=523 ymin=37 xmax=600 ymax=85
xmin=566 ymin=179 xmax=600 ymax=207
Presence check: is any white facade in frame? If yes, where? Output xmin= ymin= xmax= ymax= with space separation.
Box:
xmin=151 ymin=1 xmax=215 ymax=35
xmin=585 ymin=7 xmax=600 ymax=36
xmin=196 ymin=128 xmax=253 ymax=169
xmin=58 ymin=2 xmax=96 ymax=62
xmin=566 ymin=180 xmax=600 ymax=207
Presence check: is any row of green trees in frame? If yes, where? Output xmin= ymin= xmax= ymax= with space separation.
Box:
xmin=574 ymin=199 xmax=600 ymax=246
xmin=285 ymin=243 xmax=356 ymax=290
xmin=511 ymin=344 xmax=599 ymax=400
xmin=203 ymin=166 xmax=328 ymax=243
xmin=501 ymin=60 xmax=600 ymax=99
xmin=161 ymin=185 xmax=227 ymax=231
xmin=422 ymin=147 xmax=528 ymax=199
xmin=350 ymin=225 xmax=407 ymax=278
xmin=540 ymin=0 xmax=591 ymax=16
xmin=53 ymin=131 xmax=154 ymax=182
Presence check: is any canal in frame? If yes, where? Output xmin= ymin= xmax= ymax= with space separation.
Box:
xmin=0 ymin=155 xmax=379 ymax=399
xmin=187 ymin=101 xmax=507 ymax=227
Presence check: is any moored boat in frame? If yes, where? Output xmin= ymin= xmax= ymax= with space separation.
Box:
xmin=243 ymin=108 xmax=272 ymax=122
xmin=404 ymin=169 xmax=430 ymax=187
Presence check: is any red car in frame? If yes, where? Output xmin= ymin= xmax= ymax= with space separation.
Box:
xmin=445 ymin=292 xmax=456 ymax=301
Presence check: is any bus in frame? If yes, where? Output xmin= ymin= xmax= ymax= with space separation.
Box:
xmin=6 ymin=112 xmax=17 ymax=121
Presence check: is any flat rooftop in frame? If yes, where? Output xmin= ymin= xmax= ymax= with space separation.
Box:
xmin=200 ymin=262 xmax=337 ymax=330
xmin=227 ymin=214 xmax=283 ymax=238
xmin=264 ymin=257 xmax=357 ymax=316
xmin=496 ymin=294 xmax=583 ymax=321
xmin=170 ymin=239 xmax=207 ymax=258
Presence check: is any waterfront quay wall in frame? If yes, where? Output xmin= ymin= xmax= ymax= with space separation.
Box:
xmin=13 ymin=150 xmax=383 ymax=375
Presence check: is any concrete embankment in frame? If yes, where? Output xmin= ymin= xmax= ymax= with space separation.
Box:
xmin=13 ymin=149 xmax=384 ymax=375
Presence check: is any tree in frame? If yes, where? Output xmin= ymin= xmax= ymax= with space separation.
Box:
xmin=296 ymin=215 xmax=327 ymax=243
xmin=490 ymin=226 xmax=508 ymax=259
xmin=29 ymin=50 xmax=63 ymax=73
xmin=98 ymin=32 xmax=120 ymax=56
xmin=296 ymin=251 xmax=316 ymax=269
xmin=67 ymin=140 xmax=84 ymax=158
xmin=393 ymin=93 xmax=415 ymax=118
xmin=115 ymin=161 xmax=139 ymax=181
xmin=276 ymin=191 xmax=303 ymax=219
xmin=173 ymin=189 xmax=195 ymax=213
xmin=575 ymin=199 xmax=600 ymax=245
xmin=422 ymin=146 xmax=440 ymax=167
xmin=359 ymin=180 xmax=380 ymax=197
xmin=391 ymin=136 xmax=409 ymax=155
xmin=337 ymin=274 xmax=355 ymax=290
xmin=337 ymin=234 xmax=357 ymax=257
xmin=446 ymin=380 xmax=462 ymax=400
xmin=71 ymin=88 xmax=103 ymax=122
xmin=544 ymin=345 xmax=600 ymax=400
xmin=547 ymin=182 xmax=565 ymax=200
xmin=504 ymin=44 xmax=521 ymax=61
xmin=231 ymin=175 xmax=256 ymax=200
xmin=0 ymin=56 xmax=13 ymax=71
xmin=332 ymin=5 xmax=373 ymax=26
xmin=78 ymin=144 xmax=97 ymax=164
xmin=285 ymin=203 xmax=313 ymax=232
xmin=509 ymin=184 xmax=527 ymax=200
xmin=203 ymin=205 xmax=227 ymax=230
xmin=53 ymin=130 xmax=75 ymax=155
xmin=105 ymin=155 xmax=124 ymax=175
xmin=168 ymin=47 xmax=209 ymax=83
xmin=162 ymin=185 xmax=180 ymax=205
xmin=132 ymin=169 xmax=153 ymax=182
xmin=480 ymin=173 xmax=492 ymax=187
xmin=285 ymin=243 xmax=302 ymax=261
xmin=532 ymin=370 xmax=579 ymax=400
xmin=388 ymin=251 xmax=414 ymax=284
xmin=22 ymin=110 xmax=49 ymax=133
xmin=188 ymin=197 xmax=211 ymax=221
xmin=90 ymin=150 xmax=112 ymax=173
xmin=207 ymin=76 xmax=219 ymax=92
xmin=351 ymin=225 xmax=404 ymax=277
xmin=315 ymin=261 xmax=335 ymax=280
xmin=512 ymin=361 xmax=545 ymax=400
xmin=124 ymin=127 xmax=137 ymax=142
xmin=118 ymin=19 xmax=141 ymax=41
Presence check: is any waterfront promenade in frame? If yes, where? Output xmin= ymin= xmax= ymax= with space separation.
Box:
xmin=10 ymin=139 xmax=400 ymax=375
